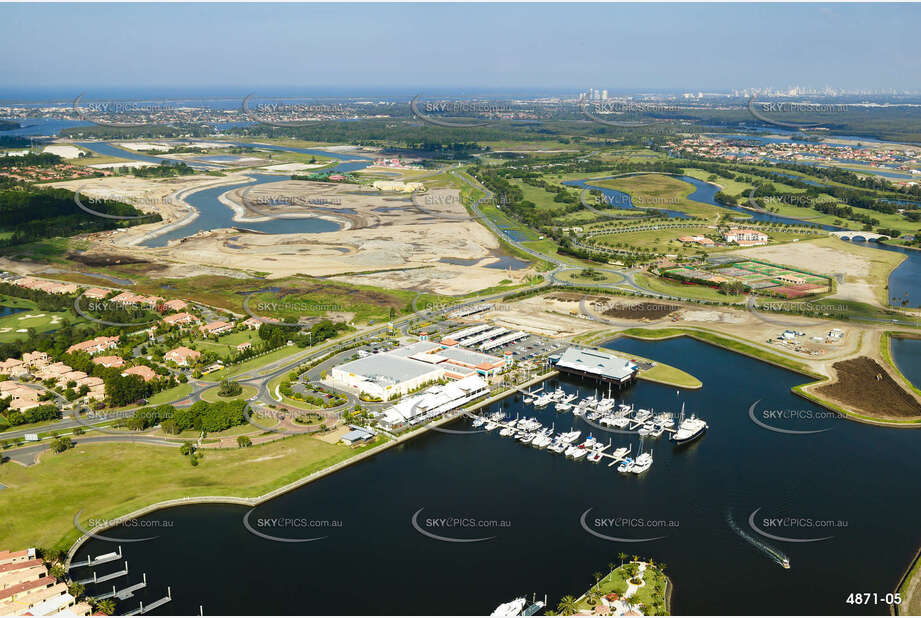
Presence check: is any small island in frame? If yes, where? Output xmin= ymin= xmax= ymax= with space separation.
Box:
xmin=550 ymin=558 xmax=671 ymax=616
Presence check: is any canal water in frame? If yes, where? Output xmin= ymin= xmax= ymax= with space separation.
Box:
xmin=72 ymin=141 xmax=374 ymax=248
xmin=890 ymin=337 xmax=921 ymax=390
xmin=72 ymin=337 xmax=921 ymax=615
xmin=569 ymin=171 xmax=921 ymax=308
xmin=140 ymin=173 xmax=342 ymax=248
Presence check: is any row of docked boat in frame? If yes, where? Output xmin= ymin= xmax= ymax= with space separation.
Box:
xmin=522 ymin=386 xmax=708 ymax=445
xmin=472 ymin=412 xmax=655 ymax=473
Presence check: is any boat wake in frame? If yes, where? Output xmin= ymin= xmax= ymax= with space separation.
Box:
xmin=727 ymin=510 xmax=790 ymax=570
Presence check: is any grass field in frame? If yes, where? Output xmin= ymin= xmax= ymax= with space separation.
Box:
xmin=147 ymin=382 xmax=195 ymax=405
xmin=0 ymin=434 xmax=384 ymax=550
xmin=592 ymin=174 xmax=722 ymax=220
xmin=510 ymin=180 xmax=573 ymax=212
xmin=633 ymin=272 xmax=746 ymax=303
xmin=199 ymin=384 xmax=258 ymax=403
xmin=193 ymin=330 xmax=261 ymax=360
xmin=555 ymin=269 xmax=624 ymax=285
xmin=0 ymin=298 xmax=82 ymax=343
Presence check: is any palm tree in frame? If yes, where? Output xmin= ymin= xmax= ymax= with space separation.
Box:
xmin=593 ymin=571 xmax=603 ymax=585
xmin=557 ymin=596 xmax=578 ymax=616
xmin=94 ymin=598 xmax=116 ymax=616
xmin=618 ymin=551 xmax=628 ymax=566
xmin=658 ymin=562 xmax=667 ymax=574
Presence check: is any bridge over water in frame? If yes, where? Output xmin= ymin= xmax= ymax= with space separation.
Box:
xmin=829 ymin=230 xmax=890 ymax=241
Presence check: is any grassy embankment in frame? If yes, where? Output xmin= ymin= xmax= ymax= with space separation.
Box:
xmin=0 ymin=433 xmax=385 ymax=551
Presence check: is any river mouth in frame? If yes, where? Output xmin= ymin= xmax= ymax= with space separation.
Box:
xmin=70 ymin=336 xmax=921 ymax=615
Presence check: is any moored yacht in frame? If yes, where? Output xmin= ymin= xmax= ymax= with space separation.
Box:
xmin=671 ymin=405 xmax=708 ymax=444
xmin=630 ymin=450 xmax=653 ymax=474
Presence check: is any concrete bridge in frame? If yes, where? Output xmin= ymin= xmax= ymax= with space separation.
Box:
xmin=830 ymin=230 xmax=890 ymax=241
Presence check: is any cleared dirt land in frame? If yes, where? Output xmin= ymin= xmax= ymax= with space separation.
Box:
xmin=56 ymin=174 xmax=530 ymax=294
xmin=816 ymin=357 xmax=921 ymax=419
xmin=602 ymin=301 xmax=680 ymax=320
xmin=733 ymin=236 xmax=905 ymax=306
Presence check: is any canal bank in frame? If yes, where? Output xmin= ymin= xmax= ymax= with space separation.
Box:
xmin=68 ymin=335 xmax=921 ymax=615
xmin=65 ymin=370 xmax=559 ymax=567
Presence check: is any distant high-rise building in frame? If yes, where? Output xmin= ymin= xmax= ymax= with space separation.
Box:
xmin=601 ymin=90 xmax=608 ymax=100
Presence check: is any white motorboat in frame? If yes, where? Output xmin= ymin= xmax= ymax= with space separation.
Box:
xmin=559 ymin=430 xmax=581 ymax=444
xmin=548 ymin=440 xmax=566 ymax=454
xmin=532 ymin=432 xmax=553 ymax=448
xmin=630 ymin=451 xmax=653 ymax=474
xmin=472 ymin=416 xmax=486 ymax=428
xmin=617 ymin=457 xmax=634 ymax=473
xmin=491 ymin=597 xmax=527 ymax=617
xmin=633 ymin=408 xmax=652 ymax=423
xmin=671 ymin=404 xmax=708 ymax=444
xmin=587 ymin=450 xmax=604 ymax=463
xmin=672 ymin=415 xmax=708 ymax=444
xmin=485 ymin=421 xmax=499 ymax=431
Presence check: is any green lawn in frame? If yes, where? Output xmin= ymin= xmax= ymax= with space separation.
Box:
xmin=206 ymin=345 xmax=304 ymax=381
xmin=194 ymin=330 xmax=261 ymax=360
xmin=592 ymin=174 xmax=723 ymax=220
xmin=148 ymin=382 xmax=195 ymax=405
xmin=0 ymin=434 xmax=385 ymax=550
xmin=0 ymin=299 xmax=81 ymax=342
xmin=633 ymin=272 xmax=745 ymax=303
xmin=571 ymin=562 xmax=669 ymax=616
xmin=199 ymin=384 xmax=258 ymax=403
xmin=639 ymin=362 xmax=702 ymax=389
xmin=555 ymin=269 xmax=625 ymax=285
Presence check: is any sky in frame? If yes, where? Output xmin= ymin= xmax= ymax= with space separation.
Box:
xmin=1 ymin=2 xmax=919 ymax=98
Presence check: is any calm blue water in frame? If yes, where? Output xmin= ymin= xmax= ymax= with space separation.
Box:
xmin=0 ymin=117 xmax=91 ymax=136
xmin=563 ymin=177 xmax=691 ymax=219
xmin=73 ymin=141 xmax=372 ymax=247
xmin=0 ymin=305 xmax=26 ymax=318
xmin=142 ymin=174 xmax=341 ymax=248
xmin=890 ymin=337 xmax=921 ymax=390
xmin=71 ymin=337 xmax=921 ymax=615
